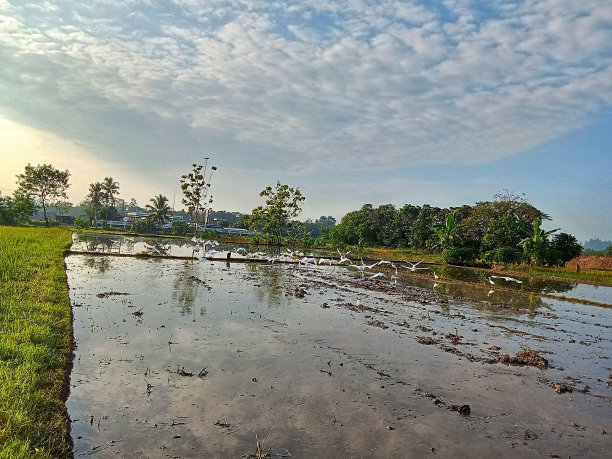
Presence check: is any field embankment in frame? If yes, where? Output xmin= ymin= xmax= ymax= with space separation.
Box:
xmin=0 ymin=226 xmax=73 ymax=458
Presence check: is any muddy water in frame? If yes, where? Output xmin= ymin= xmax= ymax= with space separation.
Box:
xmin=66 ymin=251 xmax=611 ymax=458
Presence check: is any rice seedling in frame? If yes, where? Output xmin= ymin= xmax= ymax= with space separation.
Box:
xmin=0 ymin=226 xmax=73 ymax=458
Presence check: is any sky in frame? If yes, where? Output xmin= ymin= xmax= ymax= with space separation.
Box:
xmin=1 ymin=0 xmax=611 ymax=242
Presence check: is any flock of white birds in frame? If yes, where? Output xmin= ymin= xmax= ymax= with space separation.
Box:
xmin=140 ymin=237 xmax=525 ymax=291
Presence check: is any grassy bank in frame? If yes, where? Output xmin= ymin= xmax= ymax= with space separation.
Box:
xmin=506 ymin=264 xmax=612 ymax=285
xmin=0 ymin=226 xmax=73 ymax=458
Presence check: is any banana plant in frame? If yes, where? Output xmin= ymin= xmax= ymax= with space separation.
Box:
xmin=433 ymin=212 xmax=465 ymax=251
xmin=520 ymin=217 xmax=559 ymax=265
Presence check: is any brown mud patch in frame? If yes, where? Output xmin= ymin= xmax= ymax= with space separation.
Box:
xmin=566 ymin=255 xmax=612 ymax=271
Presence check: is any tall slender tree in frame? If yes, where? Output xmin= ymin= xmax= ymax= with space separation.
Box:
xmin=101 ymin=177 xmax=120 ymax=220
xmin=180 ymin=159 xmax=217 ymax=236
xmin=15 ymin=163 xmax=70 ymax=226
xmin=87 ymin=182 xmax=104 ymax=227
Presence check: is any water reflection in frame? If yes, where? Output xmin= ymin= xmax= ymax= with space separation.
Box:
xmin=84 ymin=256 xmax=112 ymax=273
xmin=70 ymin=233 xmax=612 ymax=306
xmin=171 ymin=260 xmax=208 ymax=317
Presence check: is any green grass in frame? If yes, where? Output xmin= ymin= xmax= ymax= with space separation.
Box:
xmin=355 ymin=246 xmax=442 ymax=263
xmin=507 ymin=264 xmax=612 ymax=285
xmin=0 ymin=226 xmax=73 ymax=458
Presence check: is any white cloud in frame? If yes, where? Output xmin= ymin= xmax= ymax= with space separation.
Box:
xmin=0 ymin=0 xmax=610 ymax=175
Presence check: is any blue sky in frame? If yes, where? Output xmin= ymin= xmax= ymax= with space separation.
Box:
xmin=1 ymin=0 xmax=611 ymax=241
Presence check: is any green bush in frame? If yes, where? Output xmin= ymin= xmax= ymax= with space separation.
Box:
xmin=73 ymin=218 xmax=89 ymax=229
xmin=171 ymin=220 xmax=191 ymax=236
xmin=484 ymin=246 xmax=523 ymax=264
xmin=132 ymin=219 xmax=158 ymax=234
xmin=442 ymin=247 xmax=477 ymax=265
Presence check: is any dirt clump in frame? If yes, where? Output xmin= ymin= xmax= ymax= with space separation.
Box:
xmin=497 ymin=347 xmax=548 ymax=368
xmin=416 ymin=336 xmax=436 ymax=345
xmin=96 ymin=291 xmax=129 ymax=298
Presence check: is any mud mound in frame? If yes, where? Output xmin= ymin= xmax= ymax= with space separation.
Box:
xmin=496 ymin=347 xmax=548 ymax=369
xmin=565 ymin=255 xmax=612 ymax=270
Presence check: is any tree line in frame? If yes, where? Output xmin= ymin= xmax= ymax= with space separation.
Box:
xmin=0 ymin=164 xmax=590 ymax=266
xmin=321 ymin=190 xmax=583 ymax=266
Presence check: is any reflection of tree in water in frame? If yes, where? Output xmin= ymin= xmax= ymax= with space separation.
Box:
xmin=437 ymin=265 xmax=575 ymax=296
xmin=528 ymin=277 xmax=575 ymax=294
xmin=80 ymin=234 xmax=123 ymax=253
xmin=84 ymin=256 xmax=112 ymax=273
xmin=245 ymin=263 xmax=288 ymax=307
xmin=171 ymin=261 xmax=207 ymax=317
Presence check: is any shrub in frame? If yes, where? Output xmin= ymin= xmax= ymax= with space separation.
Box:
xmin=484 ymin=246 xmax=523 ymax=264
xmin=73 ymin=218 xmax=89 ymax=229
xmin=132 ymin=219 xmax=158 ymax=234
xmin=442 ymin=247 xmax=477 ymax=265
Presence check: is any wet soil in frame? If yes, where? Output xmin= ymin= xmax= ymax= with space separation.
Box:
xmin=66 ymin=252 xmax=611 ymax=458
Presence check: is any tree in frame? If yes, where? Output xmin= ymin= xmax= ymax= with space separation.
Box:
xmin=101 ymin=177 xmax=120 ymax=220
xmin=86 ymin=182 xmax=104 ymax=227
xmin=15 ymin=163 xmax=70 ymax=226
xmin=180 ymin=160 xmax=217 ymax=235
xmin=0 ymin=192 xmax=36 ymax=224
xmin=410 ymin=204 xmax=441 ymax=249
xmin=249 ymin=181 xmax=305 ymax=245
xmin=550 ymin=233 xmax=583 ymax=263
xmin=146 ymin=194 xmax=171 ymax=224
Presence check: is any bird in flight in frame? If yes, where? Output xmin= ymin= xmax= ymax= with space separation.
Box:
xmin=490 ymin=275 xmax=523 ymax=284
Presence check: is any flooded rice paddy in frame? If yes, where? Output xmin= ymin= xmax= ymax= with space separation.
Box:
xmin=66 ymin=235 xmax=611 ymax=457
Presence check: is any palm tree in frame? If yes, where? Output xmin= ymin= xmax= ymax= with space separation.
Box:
xmin=146 ymin=194 xmax=171 ymax=225
xmin=87 ymin=182 xmax=104 ymax=227
xmin=101 ymin=177 xmax=120 ymax=220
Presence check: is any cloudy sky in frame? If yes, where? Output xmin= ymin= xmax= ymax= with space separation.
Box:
xmin=1 ymin=0 xmax=611 ymax=241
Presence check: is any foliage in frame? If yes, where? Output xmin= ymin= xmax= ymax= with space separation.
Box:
xmin=520 ymin=217 xmax=560 ymax=266
xmin=441 ymin=247 xmax=477 ymax=265
xmin=0 ymin=193 xmax=36 ymax=224
xmin=249 ymin=181 xmax=305 ymax=245
xmin=433 ymin=212 xmax=464 ymax=250
xmin=145 ymin=194 xmax=171 ymax=224
xmin=464 ymin=190 xmax=547 ymax=253
xmin=173 ymin=220 xmax=191 ymax=236
xmin=73 ymin=217 xmax=90 ymax=229
xmin=180 ymin=160 xmax=217 ymax=234
xmin=483 ymin=246 xmax=524 ymax=264
xmin=86 ymin=182 xmax=104 ymax=227
xmin=101 ymin=177 xmax=120 ymax=220
xmin=303 ymin=216 xmax=336 ymax=238
xmin=410 ymin=205 xmax=442 ymax=249
xmin=550 ymin=233 xmax=583 ymax=263
xmin=0 ymin=226 xmax=73 ymax=457
xmin=15 ymin=163 xmax=70 ymax=226
xmin=131 ymin=219 xmax=158 ymax=234
xmin=606 ymin=245 xmax=612 ymax=256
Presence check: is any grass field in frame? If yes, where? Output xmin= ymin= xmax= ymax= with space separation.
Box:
xmin=507 ymin=264 xmax=612 ymax=285
xmin=0 ymin=226 xmax=73 ymax=458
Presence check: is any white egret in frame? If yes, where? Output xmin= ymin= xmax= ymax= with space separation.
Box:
xmin=490 ymin=275 xmax=523 ymax=284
